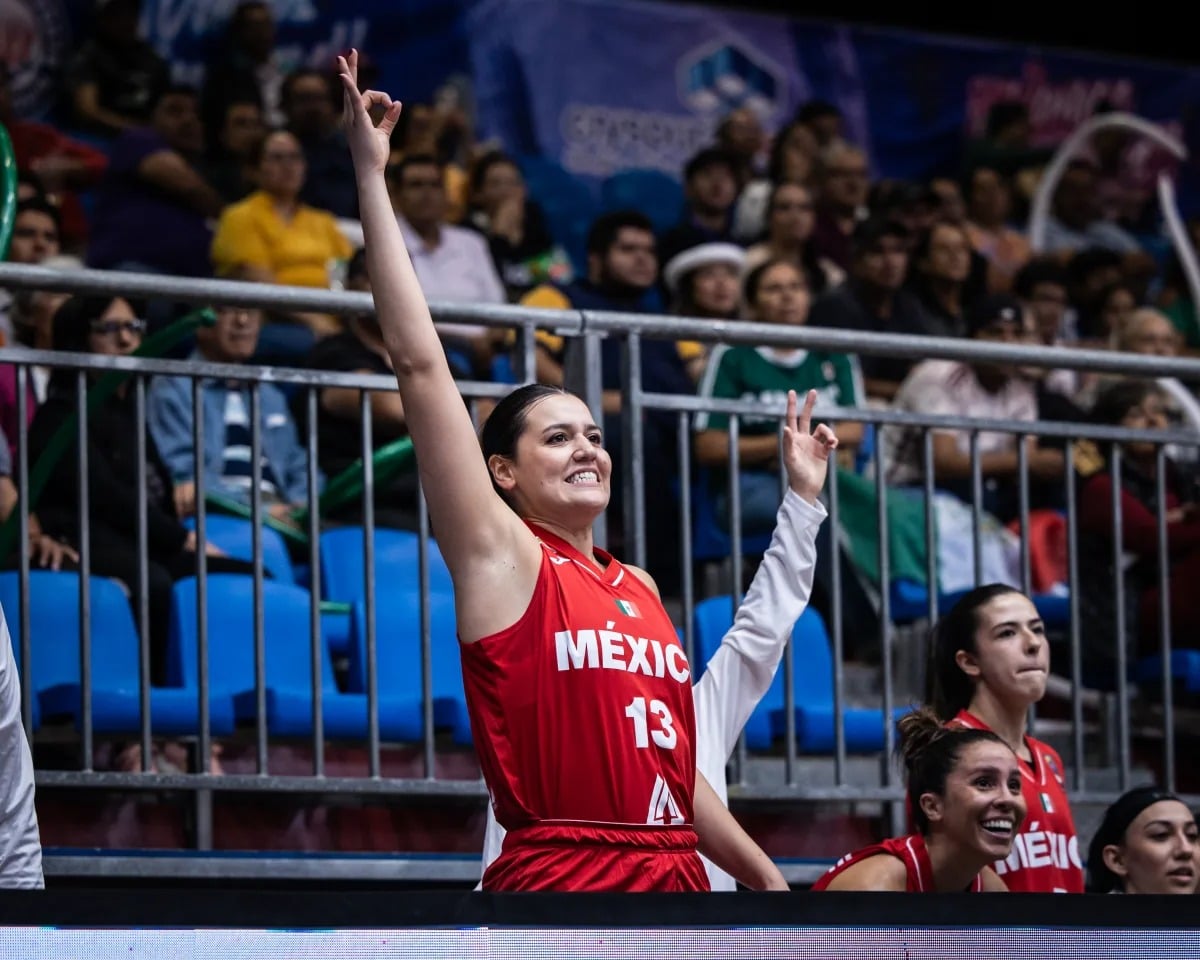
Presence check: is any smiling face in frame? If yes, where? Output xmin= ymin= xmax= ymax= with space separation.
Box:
xmin=1105 ymin=801 xmax=1199 ymax=895
xmin=489 ymin=393 xmax=612 ymax=525
xmin=924 ymin=740 xmax=1026 ymax=863
xmin=956 ymin=591 xmax=1050 ymax=709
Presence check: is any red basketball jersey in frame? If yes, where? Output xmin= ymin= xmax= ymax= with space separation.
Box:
xmin=951 ymin=710 xmax=1084 ymax=893
xmin=811 ymin=834 xmax=985 ymax=892
xmin=460 ymin=523 xmax=702 ymax=890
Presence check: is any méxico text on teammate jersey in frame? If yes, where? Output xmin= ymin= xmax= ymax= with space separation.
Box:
xmin=554 ymin=623 xmax=692 ymax=683
xmin=993 ymin=820 xmax=1082 ymax=881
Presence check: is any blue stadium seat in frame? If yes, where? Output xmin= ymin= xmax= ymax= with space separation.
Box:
xmin=319 ymin=527 xmax=454 ymax=603
xmin=0 ymin=571 xmax=234 ymax=735
xmin=1135 ymin=650 xmax=1200 ymax=696
xmin=168 ymin=574 xmax=423 ymax=741
xmin=348 ymin=588 xmax=466 ymax=743
xmin=767 ymin=606 xmax=911 ymax=753
xmin=601 ymin=169 xmax=685 ymax=235
xmin=183 ymin=514 xmax=294 ymax=584
xmin=695 ymin=594 xmax=908 ymax=753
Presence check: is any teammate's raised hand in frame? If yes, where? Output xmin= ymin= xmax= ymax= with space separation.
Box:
xmin=781 ymin=389 xmax=838 ymax=504
xmin=336 ymin=49 xmax=401 ymax=174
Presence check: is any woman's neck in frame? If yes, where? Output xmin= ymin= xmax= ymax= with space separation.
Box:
xmin=268 ymin=193 xmax=299 ymax=219
xmin=928 ymin=276 xmax=962 ymax=315
xmin=925 ymin=832 xmax=991 ymax=892
xmin=968 ymin=688 xmax=1031 ymax=760
xmin=525 ymin=515 xmax=600 ymax=567
xmin=769 ymin=234 xmax=805 ymax=258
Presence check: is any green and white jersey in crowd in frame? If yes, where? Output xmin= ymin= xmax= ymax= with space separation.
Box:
xmin=694 ymin=345 xmax=864 ymax=433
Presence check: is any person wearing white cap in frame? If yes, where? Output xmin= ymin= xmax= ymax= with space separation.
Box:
xmin=662 ymin=242 xmax=747 ymax=382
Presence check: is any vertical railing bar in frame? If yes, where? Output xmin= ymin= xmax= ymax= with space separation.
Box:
xmin=1109 ymin=446 xmax=1130 ymax=791
xmin=306 ymin=387 xmax=324 ymax=778
xmin=361 ymin=393 xmax=380 ymax=778
xmin=1017 ymin=437 xmax=1032 ymax=595
xmin=677 ymin=412 xmax=695 ymax=668
xmin=521 ymin=321 xmax=536 ymax=387
xmin=249 ymin=383 xmax=267 ymax=774
xmin=875 ymin=424 xmax=898 ymax=834
xmin=75 ymin=371 xmax=93 ymax=773
xmin=1154 ymin=444 xmax=1175 ymax=792
xmin=727 ymin=415 xmax=749 ymax=784
xmin=191 ymin=377 xmax=212 ymax=849
xmin=134 ymin=376 xmax=152 ymax=770
xmin=626 ymin=333 xmax=647 ymax=570
xmin=1064 ymin=442 xmax=1085 ymax=792
xmin=828 ymin=449 xmax=846 ymax=786
xmin=922 ymin=429 xmax=938 ymax=626
xmin=1017 ymin=435 xmax=1034 ymax=734
xmin=778 ymin=421 xmax=795 ymax=788
xmin=583 ymin=330 xmax=605 ymax=551
xmin=970 ymin=431 xmax=983 ymax=588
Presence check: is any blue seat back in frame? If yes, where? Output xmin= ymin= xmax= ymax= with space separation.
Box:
xmin=319 ymin=527 xmax=453 ymax=603
xmin=601 ymin=169 xmax=685 ymax=235
xmin=168 ymin=575 xmax=336 ymax=696
xmin=694 ymin=594 xmax=833 ymax=747
xmin=349 ymin=589 xmax=462 ymax=712
xmin=184 ymin=514 xmax=294 ymax=583
xmin=0 ymin=571 xmax=142 ymax=698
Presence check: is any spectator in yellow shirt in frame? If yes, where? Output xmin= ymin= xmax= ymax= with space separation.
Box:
xmin=211 ymin=129 xmax=352 ymax=356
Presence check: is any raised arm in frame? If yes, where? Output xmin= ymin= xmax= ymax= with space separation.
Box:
xmin=336 ymin=52 xmax=537 ymax=640
xmin=694 ymin=389 xmax=835 ymax=768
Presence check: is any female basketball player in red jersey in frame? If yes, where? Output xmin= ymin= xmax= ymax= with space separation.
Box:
xmin=926 ymin=585 xmax=1085 ymax=892
xmin=812 ymin=708 xmax=1024 ymax=892
xmin=336 ymin=50 xmax=834 ymax=892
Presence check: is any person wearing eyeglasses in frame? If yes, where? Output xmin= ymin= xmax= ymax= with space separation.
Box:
xmin=27 ymin=295 xmax=256 ymax=690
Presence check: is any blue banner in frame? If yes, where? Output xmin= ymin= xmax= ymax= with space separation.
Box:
xmin=467 ymin=0 xmax=1200 ymax=206
xmin=8 ymin=0 xmax=1200 ymax=209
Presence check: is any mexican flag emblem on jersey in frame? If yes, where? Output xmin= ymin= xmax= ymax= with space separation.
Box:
xmin=615 ymin=599 xmax=641 ymax=618
xmin=1040 ymin=792 xmax=1054 ymax=813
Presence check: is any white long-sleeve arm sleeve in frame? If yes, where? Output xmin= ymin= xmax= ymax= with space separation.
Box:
xmin=694 ymin=489 xmax=826 ymax=780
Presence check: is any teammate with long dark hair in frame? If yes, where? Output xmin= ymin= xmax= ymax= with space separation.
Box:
xmin=927 ymin=585 xmax=1084 ymax=892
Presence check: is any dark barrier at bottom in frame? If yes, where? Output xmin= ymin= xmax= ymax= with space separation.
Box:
xmin=0 ymin=890 xmax=1197 ymax=958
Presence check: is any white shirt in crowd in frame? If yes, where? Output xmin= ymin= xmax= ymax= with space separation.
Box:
xmin=0 ymin=603 xmax=44 ymax=888
xmin=884 ymin=359 xmax=1038 ymax=486
xmin=397 ymin=216 xmax=506 ymax=340
xmin=478 ymin=490 xmax=827 ymax=891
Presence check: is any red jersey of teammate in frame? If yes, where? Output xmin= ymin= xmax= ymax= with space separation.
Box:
xmin=811 ymin=834 xmax=985 ymax=892
xmin=460 ymin=522 xmax=707 ymax=892
xmin=950 ymin=710 xmax=1084 ymax=893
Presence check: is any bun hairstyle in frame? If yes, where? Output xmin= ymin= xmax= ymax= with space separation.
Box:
xmin=925 ymin=583 xmax=1024 ymax=721
xmin=898 ymin=706 xmax=1007 ymax=835
xmin=479 ymin=383 xmax=570 ymax=503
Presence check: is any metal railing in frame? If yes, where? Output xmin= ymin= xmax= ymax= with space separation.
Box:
xmin=2 ymin=263 xmax=1198 ymax=859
